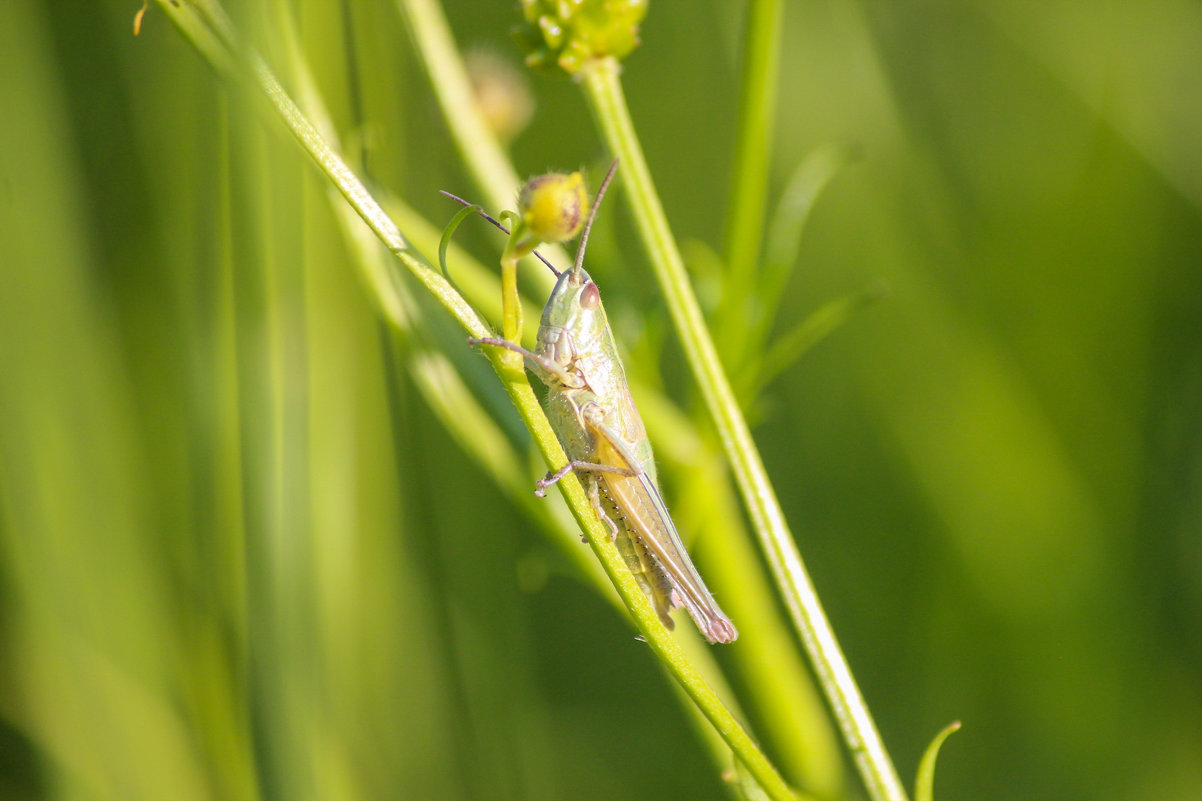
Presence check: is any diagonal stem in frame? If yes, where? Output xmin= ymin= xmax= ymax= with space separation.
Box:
xmin=581 ymin=56 xmax=909 ymax=801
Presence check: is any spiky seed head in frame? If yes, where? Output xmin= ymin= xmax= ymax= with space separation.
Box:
xmin=514 ymin=0 xmax=649 ymax=75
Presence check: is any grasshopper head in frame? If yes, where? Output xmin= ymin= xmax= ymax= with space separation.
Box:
xmin=536 ymin=267 xmax=610 ymax=368
xmin=534 ymin=159 xmax=619 ymax=370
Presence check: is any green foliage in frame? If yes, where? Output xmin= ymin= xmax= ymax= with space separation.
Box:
xmin=915 ymin=722 xmax=960 ymax=801
xmin=2 ymin=1 xmax=1201 ymax=801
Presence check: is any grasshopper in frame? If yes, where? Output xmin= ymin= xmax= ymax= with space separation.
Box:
xmin=462 ymin=162 xmax=738 ymax=644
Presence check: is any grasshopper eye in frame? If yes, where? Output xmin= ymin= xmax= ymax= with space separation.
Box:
xmin=580 ymin=281 xmax=600 ymax=309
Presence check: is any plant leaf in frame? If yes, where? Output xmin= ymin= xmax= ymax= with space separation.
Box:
xmin=757 ymin=142 xmax=861 ymax=338
xmin=915 ymin=721 xmax=962 ymax=801
xmin=749 ymin=280 xmax=887 ymax=399
xmin=439 ymin=201 xmax=485 ymax=286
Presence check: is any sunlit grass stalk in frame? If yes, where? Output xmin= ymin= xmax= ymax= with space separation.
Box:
xmin=394 ymin=0 xmax=523 ymax=215
xmin=721 ymin=0 xmax=783 ymax=357
xmin=394 ymin=0 xmax=568 ymax=290
xmin=152 ymin=3 xmax=800 ymax=799
xmin=580 ymin=56 xmax=909 ymax=801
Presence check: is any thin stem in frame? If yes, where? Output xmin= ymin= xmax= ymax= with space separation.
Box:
xmin=500 ymin=239 xmax=523 ymax=344
xmin=389 ymin=0 xmax=567 ymax=295
xmin=491 ymin=373 xmax=804 ymax=801
xmin=581 ymin=57 xmax=908 ymax=801
xmin=394 ymin=0 xmax=519 ymax=213
xmin=721 ymin=0 xmax=783 ymax=351
xmin=393 ymin=0 xmax=571 ymax=298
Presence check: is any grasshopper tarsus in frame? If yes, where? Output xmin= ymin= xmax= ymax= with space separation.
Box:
xmin=536 ymin=462 xmax=577 ymax=494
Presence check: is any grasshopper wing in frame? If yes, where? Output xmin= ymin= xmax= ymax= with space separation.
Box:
xmin=585 ymin=416 xmax=738 ymax=644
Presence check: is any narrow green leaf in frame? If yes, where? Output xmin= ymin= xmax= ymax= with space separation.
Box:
xmin=748 ymin=280 xmax=887 ymax=399
xmin=915 ymin=721 xmax=962 ymax=801
xmin=758 ymin=143 xmax=861 ymax=337
xmin=440 ymin=202 xmax=486 ymax=287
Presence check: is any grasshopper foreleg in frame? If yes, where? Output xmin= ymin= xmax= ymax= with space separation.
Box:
xmin=467 ymin=336 xmax=541 ymax=362
xmin=468 ymin=337 xmax=579 ymax=386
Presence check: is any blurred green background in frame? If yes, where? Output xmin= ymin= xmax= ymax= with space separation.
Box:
xmin=2 ymin=1 xmax=1200 ymax=800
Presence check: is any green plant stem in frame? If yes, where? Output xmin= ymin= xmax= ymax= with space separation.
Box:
xmin=581 ymin=56 xmax=908 ymax=801
xmin=162 ymin=0 xmax=483 ymax=336
xmin=394 ymin=0 xmax=519 ymax=214
xmin=394 ymin=0 xmax=571 ymax=299
xmin=154 ymin=5 xmax=799 ymax=799
xmin=500 ymin=246 xmax=523 ymax=344
xmin=493 ymin=376 xmax=803 ymax=801
xmin=722 ymin=0 xmax=783 ymax=348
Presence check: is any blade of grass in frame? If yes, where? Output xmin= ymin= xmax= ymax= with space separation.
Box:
xmin=581 ymin=55 xmax=909 ymax=801
xmin=756 ymin=143 xmax=861 ymax=353
xmin=720 ymin=0 xmax=784 ymax=360
xmin=393 ymin=0 xmax=566 ymax=299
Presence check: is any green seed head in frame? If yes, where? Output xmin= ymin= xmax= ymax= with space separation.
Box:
xmin=518 ymin=171 xmax=590 ymax=244
xmin=514 ymin=0 xmax=649 ymax=75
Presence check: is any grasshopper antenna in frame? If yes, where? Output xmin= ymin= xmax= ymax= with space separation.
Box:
xmin=571 ymin=159 xmax=619 ymax=283
xmin=439 ymin=191 xmax=561 ymax=277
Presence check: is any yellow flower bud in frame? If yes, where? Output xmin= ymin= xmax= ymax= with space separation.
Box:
xmin=518 ymin=171 xmax=590 ymax=244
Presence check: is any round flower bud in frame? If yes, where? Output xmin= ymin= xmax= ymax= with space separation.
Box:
xmin=518 ymin=171 xmax=590 ymax=244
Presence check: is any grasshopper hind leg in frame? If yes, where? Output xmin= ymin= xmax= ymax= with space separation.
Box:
xmin=586 ymin=479 xmax=621 ymax=541
xmin=534 ymin=459 xmax=637 ymax=498
xmin=545 ymin=464 xmax=677 ymax=632
xmin=593 ymin=482 xmax=676 ymax=631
